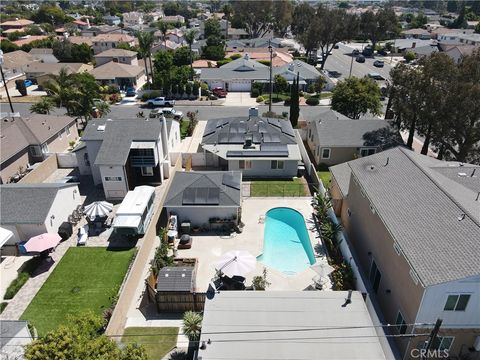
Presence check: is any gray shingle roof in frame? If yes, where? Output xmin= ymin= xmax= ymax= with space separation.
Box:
xmin=0 ymin=320 xmax=30 ymax=348
xmin=275 ymin=60 xmax=321 ymax=81
xmin=0 ymin=183 xmax=78 ymax=225
xmin=89 ymin=61 xmax=144 ymax=80
xmin=200 ymin=56 xmax=269 ymax=81
xmin=346 ymin=146 xmax=480 ymax=286
xmin=329 ymin=162 xmax=351 ymax=196
xmin=314 ymin=118 xmax=392 ymax=147
xmin=81 ymin=118 xmax=162 ymax=166
xmin=156 ymin=266 xmax=194 ymax=291
xmin=165 ymin=171 xmax=242 ymax=207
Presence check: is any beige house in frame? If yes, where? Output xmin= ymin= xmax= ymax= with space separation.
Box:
xmin=92 ymin=33 xmax=135 ymax=54
xmin=306 ymin=110 xmax=396 ymax=167
xmin=24 ymin=62 xmax=93 ymax=87
xmin=0 ymin=114 xmax=79 ymax=184
xmin=329 ymin=147 xmax=480 ymax=359
xmin=94 ymin=48 xmax=138 ymax=66
xmin=89 ymin=61 xmax=144 ymax=88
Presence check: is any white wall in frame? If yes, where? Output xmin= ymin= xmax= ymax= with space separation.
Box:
xmin=100 ymin=165 xmax=128 ymax=200
xmin=168 ymin=120 xmax=181 ymax=153
xmin=85 ymin=140 xmax=103 ymax=184
xmin=75 ymin=147 xmax=92 ymax=175
xmin=166 ymin=206 xmax=239 ymax=228
xmin=228 ymin=159 xmax=298 ymax=178
xmin=416 ymin=275 xmax=480 ymax=327
xmin=45 ymin=185 xmax=82 ymax=233
xmin=57 ymin=153 xmax=78 ymax=168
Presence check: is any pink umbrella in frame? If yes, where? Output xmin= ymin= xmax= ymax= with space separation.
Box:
xmin=23 ymin=233 xmax=61 ymax=253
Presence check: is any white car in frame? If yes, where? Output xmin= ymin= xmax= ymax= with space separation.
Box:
xmin=145 ymin=97 xmax=175 ymax=108
xmin=162 ymin=108 xmax=183 ymax=120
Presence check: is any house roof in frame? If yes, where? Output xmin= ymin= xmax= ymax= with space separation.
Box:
xmin=92 ymin=33 xmax=134 ymax=43
xmin=0 ymin=183 xmax=78 ymax=225
xmin=200 ymin=56 xmax=269 ymax=81
xmin=67 ymin=36 xmax=94 ymax=46
xmin=275 ymin=60 xmax=321 ymax=81
xmin=312 ymin=117 xmax=393 ymax=147
xmin=198 ymin=291 xmax=386 ymax=360
xmin=165 ymin=171 xmax=242 ymax=207
xmin=24 ymin=62 xmax=86 ymax=76
xmin=409 ymin=44 xmax=439 ymax=57
xmin=94 ymin=48 xmax=137 ymax=57
xmin=401 ymin=28 xmax=431 ymax=36
xmin=81 ymin=118 xmax=162 ymax=166
xmin=89 ymin=61 xmax=144 ymax=80
xmin=0 ymin=114 xmax=77 ymax=163
xmin=12 ymin=35 xmax=48 ymax=47
xmin=1 ymin=50 xmax=37 ymax=69
xmin=335 ymin=146 xmax=480 ymax=286
xmin=29 ymin=48 xmax=53 ymax=55
xmin=329 ymin=162 xmax=351 ymax=196
xmin=0 ymin=19 xmax=33 ymax=27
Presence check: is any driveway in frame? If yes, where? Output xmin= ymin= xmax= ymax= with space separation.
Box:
xmin=223 ymin=92 xmax=258 ymax=107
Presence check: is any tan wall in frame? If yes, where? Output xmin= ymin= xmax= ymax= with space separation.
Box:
xmin=341 ymin=175 xmax=425 ymax=356
xmin=19 ymin=154 xmax=58 ymax=184
xmin=329 ymin=176 xmax=343 ymax=216
xmin=45 ymin=123 xmax=79 ymax=154
xmin=0 ymin=150 xmax=30 ymax=183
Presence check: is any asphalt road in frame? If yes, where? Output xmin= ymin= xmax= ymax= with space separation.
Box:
xmin=322 ymin=43 xmax=393 ymax=83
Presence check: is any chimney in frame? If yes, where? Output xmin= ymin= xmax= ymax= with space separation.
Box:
xmin=244 ymin=53 xmax=249 ymax=60
xmin=248 ymin=107 xmax=258 ymax=118
xmin=288 ymin=63 xmax=294 ymax=71
xmin=412 ymin=42 xmax=416 ymax=48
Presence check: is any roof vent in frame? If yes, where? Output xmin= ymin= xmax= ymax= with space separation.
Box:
xmin=244 ymin=53 xmax=249 ymax=60
xmin=365 ymin=164 xmax=377 ymax=172
xmin=458 ymin=172 xmax=467 ymax=177
xmin=457 ymin=213 xmax=466 ymax=221
xmin=97 ymin=125 xmax=106 ymax=132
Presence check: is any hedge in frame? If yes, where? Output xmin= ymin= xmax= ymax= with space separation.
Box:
xmin=306 ymin=97 xmax=319 ymax=106
xmin=256 ymin=96 xmax=264 ymax=103
xmin=141 ymin=91 xmax=161 ymax=101
xmin=283 ymin=97 xmax=291 ymax=106
xmin=3 ymin=257 xmax=42 ymax=300
xmin=0 ymin=302 xmax=7 ymax=314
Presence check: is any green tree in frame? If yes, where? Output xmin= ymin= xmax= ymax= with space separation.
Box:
xmin=274 ymin=74 xmax=287 ymax=99
xmin=272 ymin=0 xmax=293 ymax=37
xmin=222 ymin=3 xmax=233 ymax=39
xmin=32 ymin=4 xmax=67 ymax=25
xmin=331 ymin=77 xmax=382 ymax=119
xmin=404 ymin=51 xmax=416 ymax=62
xmin=360 ymin=8 xmax=399 ymax=52
xmin=43 ymin=67 xmax=79 ymax=111
xmin=182 ymin=311 xmax=202 ymax=341
xmin=292 ymin=3 xmax=317 ymax=57
xmin=475 ymin=22 xmax=480 ymax=33
xmin=157 ymin=21 xmax=169 ymax=49
xmin=314 ymin=75 xmax=326 ymax=93
xmin=232 ymin=0 xmax=274 ymax=38
xmin=0 ymin=39 xmax=19 ymax=53
xmin=30 ymin=97 xmax=54 ymax=114
xmin=202 ymin=36 xmax=225 ymax=60
xmin=289 ymin=73 xmax=300 ymax=128
xmin=95 ymin=100 xmax=111 ymax=117
xmin=204 ymin=18 xmax=222 ymax=38
xmin=174 ymin=46 xmax=193 ymax=67
xmin=185 ymin=29 xmax=197 ymax=78
xmin=137 ymin=31 xmax=155 ymax=84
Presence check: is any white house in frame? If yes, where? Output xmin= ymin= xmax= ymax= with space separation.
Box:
xmin=91 ymin=33 xmax=135 ymax=54
xmin=77 ymin=117 xmax=180 ymax=200
xmin=0 ymin=183 xmax=82 ymax=255
xmin=94 ymin=49 xmax=139 ymax=66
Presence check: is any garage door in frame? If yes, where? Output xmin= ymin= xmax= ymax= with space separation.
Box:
xmin=228 ymin=80 xmax=251 ymax=92
xmin=209 ymin=81 xmax=224 ymax=89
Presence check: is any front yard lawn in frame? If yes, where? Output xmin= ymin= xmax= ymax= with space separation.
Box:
xmin=180 ymin=119 xmax=189 ymax=139
xmin=251 ymin=178 xmax=308 ymax=197
xmin=21 ymin=247 xmax=135 ymax=335
xmin=317 ymin=171 xmax=332 ymax=188
xmin=122 ymin=327 xmax=178 ymax=359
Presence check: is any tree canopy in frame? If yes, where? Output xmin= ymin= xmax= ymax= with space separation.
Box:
xmin=232 ymin=0 xmax=274 ymax=39
xmin=359 ymin=8 xmax=399 ymax=50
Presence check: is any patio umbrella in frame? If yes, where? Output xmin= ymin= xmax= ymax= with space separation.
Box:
xmin=22 ymin=233 xmax=61 ymax=253
xmin=215 ymin=250 xmax=256 ymax=277
xmin=83 ymin=201 xmax=113 ymax=221
xmin=310 ymin=262 xmax=335 ymax=278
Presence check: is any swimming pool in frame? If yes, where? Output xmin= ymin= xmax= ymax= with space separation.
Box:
xmin=257 ymin=207 xmax=315 ymax=275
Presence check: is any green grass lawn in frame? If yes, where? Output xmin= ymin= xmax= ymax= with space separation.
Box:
xmin=122 ymin=327 xmax=178 ymax=359
xmin=21 ymin=247 xmax=135 ymax=335
xmin=261 ymin=93 xmax=290 ymax=102
xmin=180 ymin=120 xmax=189 ymax=139
xmin=317 ymin=171 xmax=332 ymax=188
xmin=251 ymin=178 xmax=308 ymax=197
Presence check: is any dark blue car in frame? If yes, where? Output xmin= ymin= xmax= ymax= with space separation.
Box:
xmin=126 ymin=87 xmax=136 ymax=97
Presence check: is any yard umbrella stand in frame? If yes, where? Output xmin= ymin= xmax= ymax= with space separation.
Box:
xmin=20 ymin=233 xmax=62 ymax=253
xmin=215 ymin=250 xmax=257 ymax=278
xmin=83 ymin=201 xmax=113 ymax=221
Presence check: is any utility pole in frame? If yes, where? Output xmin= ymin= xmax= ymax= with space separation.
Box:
xmin=268 ymin=40 xmax=273 ymax=113
xmin=422 ymin=318 xmax=443 ymax=360
xmin=348 ymin=53 xmax=354 ymax=78
xmin=0 ymin=50 xmax=14 ymax=113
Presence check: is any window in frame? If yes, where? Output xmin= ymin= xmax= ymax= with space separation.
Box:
xmin=271 ymin=160 xmax=284 ymax=170
xmin=41 ymin=143 xmax=49 ymax=154
xmin=444 ymin=294 xmax=470 ymax=311
xmin=321 ymin=148 xmax=331 ymax=159
xmin=141 ymin=166 xmax=154 ymax=176
xmin=360 ymin=148 xmax=376 ymax=157
xmin=66 ymin=126 xmax=71 ymax=136
xmin=105 ymin=176 xmax=122 ymax=181
xmin=395 ymin=312 xmax=407 ymax=334
xmin=431 ymin=336 xmax=454 ymax=351
xmin=369 ymin=259 xmax=381 ymax=293
xmin=239 ymin=160 xmax=252 ymax=169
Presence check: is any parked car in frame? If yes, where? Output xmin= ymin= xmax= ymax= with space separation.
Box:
xmin=377 ymin=49 xmax=388 ymax=56
xmin=327 ymin=70 xmax=342 ymax=78
xmin=373 ymin=60 xmax=385 ymax=68
xmin=362 ymin=47 xmax=374 ymax=57
xmin=352 ymin=49 xmax=360 ymax=56
xmin=126 ymin=87 xmax=136 ymax=97
xmin=333 ymin=43 xmax=339 ymax=49
xmin=212 ymin=87 xmax=227 ymax=98
xmin=356 ymin=55 xmax=365 ymax=63
xmin=24 ymin=79 xmax=33 ymax=87
xmin=162 ymin=108 xmax=183 ymax=120
xmin=145 ymin=97 xmax=175 ymax=107
xmin=368 ymin=73 xmax=385 ymax=81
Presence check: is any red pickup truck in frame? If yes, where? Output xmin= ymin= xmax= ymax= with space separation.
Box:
xmin=212 ymin=87 xmax=228 ymax=98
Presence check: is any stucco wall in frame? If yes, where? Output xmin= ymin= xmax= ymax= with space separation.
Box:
xmin=19 ymin=154 xmax=58 ymax=184
xmin=228 ymin=159 xmax=298 ymax=178
xmin=44 ymin=123 xmax=79 ymax=154
xmin=166 ymin=206 xmax=239 ymax=228
xmin=0 ymin=150 xmax=30 ymax=183
xmin=85 ymin=140 xmax=103 ymax=184
xmin=75 ymin=147 xmax=91 ymax=175
xmin=100 ymin=165 xmax=128 ymax=200
xmin=45 ymin=185 xmax=82 ymax=233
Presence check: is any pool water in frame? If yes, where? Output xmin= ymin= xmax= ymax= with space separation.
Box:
xmin=257 ymin=207 xmax=315 ymax=275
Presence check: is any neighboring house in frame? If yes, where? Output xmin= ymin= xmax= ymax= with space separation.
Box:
xmin=89 ymin=61 xmax=145 ymax=88
xmin=226 ymin=48 xmax=293 ymax=67
xmin=0 ymin=18 xmax=33 ymax=31
xmin=0 ymin=114 xmax=79 ymax=184
xmin=275 ymin=60 xmax=323 ymax=90
xmin=67 ymin=35 xmax=94 ymax=47
xmin=329 ymin=146 xmax=480 ymax=359
xmin=401 ymin=28 xmax=432 ymax=39
xmin=94 ymin=48 xmax=138 ymax=66
xmin=29 ymin=48 xmax=59 ymax=63
xmin=227 ymin=27 xmax=249 ymax=40
xmin=0 ymin=183 xmax=82 ymax=254
xmin=92 ymin=33 xmax=135 ymax=54
xmin=122 ymin=11 xmax=144 ymax=26
xmin=198 ymin=291 xmax=387 ymax=359
xmin=407 ymin=44 xmax=439 ymax=58
xmin=165 ymin=29 xmax=184 ymax=44
xmin=78 ymin=117 xmax=180 ymax=200
xmin=161 ymin=15 xmax=185 ymax=24
xmin=103 ymin=15 xmax=121 ymax=26
xmin=0 ymin=50 xmax=38 ymax=82
xmin=306 ymin=114 xmax=397 ymax=166
xmin=80 ymin=24 xmax=121 ymax=37
xmin=165 ymin=171 xmax=242 ymax=228
xmin=13 ymin=35 xmax=48 ymax=47
xmin=442 ymin=44 xmax=477 ymax=63
xmin=24 ymin=63 xmax=92 ymax=87
xmin=200 ymin=54 xmax=269 ymax=91
xmin=201 ymin=108 xmax=301 ymax=178
xmin=151 ymin=39 xmax=181 ymax=52
xmin=0 ymin=320 xmax=33 ymax=359
xmin=391 ymin=38 xmax=435 ymax=53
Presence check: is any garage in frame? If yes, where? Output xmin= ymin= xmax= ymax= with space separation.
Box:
xmin=227 ymin=80 xmax=251 ymax=92
xmin=209 ymin=80 xmax=224 ymax=89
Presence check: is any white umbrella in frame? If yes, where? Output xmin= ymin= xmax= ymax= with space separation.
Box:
xmin=215 ymin=250 xmax=256 ymax=277
xmin=310 ymin=262 xmax=335 ymax=278
xmin=84 ymin=201 xmax=113 ymax=220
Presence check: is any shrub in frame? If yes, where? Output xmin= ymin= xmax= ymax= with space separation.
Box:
xmin=251 ymin=268 xmax=271 ymax=290
xmin=0 ymin=302 xmax=7 ymax=314
xmin=257 ymin=60 xmax=271 ymax=66
xmin=283 ymin=97 xmax=291 ymax=106
xmin=192 ymin=82 xmax=200 ymax=97
xmin=4 ymin=272 xmax=30 ymax=299
xmin=307 ymin=84 xmax=316 ymax=94
xmin=108 ymin=93 xmax=121 ymax=104
xmin=216 ymin=59 xmax=232 ymax=67
xmin=229 ymin=53 xmax=241 ymax=60
xmin=141 ymin=90 xmax=161 ymax=101
xmin=404 ymin=51 xmax=416 ymax=62
xmin=282 ymin=111 xmax=289 ymax=118
xmin=331 ymin=262 xmax=354 ymax=290
xmin=256 ymin=96 xmax=264 ymax=103
xmin=251 ymin=88 xmax=260 ymax=98
xmin=200 ymin=83 xmax=209 ymax=96
xmin=306 ymin=97 xmax=319 ymax=106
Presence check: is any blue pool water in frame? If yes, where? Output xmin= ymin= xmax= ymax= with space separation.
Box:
xmin=257 ymin=207 xmax=315 ymax=275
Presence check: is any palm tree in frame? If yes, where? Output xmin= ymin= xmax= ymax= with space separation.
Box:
xmin=30 ymin=97 xmax=54 ymax=114
xmin=184 ymin=29 xmax=197 ymax=79
xmin=137 ymin=31 xmax=155 ymax=84
xmin=182 ymin=311 xmax=202 ymax=342
xmin=94 ymin=100 xmax=110 ymax=117
xmin=157 ymin=21 xmax=168 ymax=50
xmin=42 ymin=67 xmax=80 ymax=114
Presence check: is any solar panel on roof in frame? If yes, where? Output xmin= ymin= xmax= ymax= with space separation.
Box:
xmin=258 ymin=122 xmax=268 ymax=133
xmin=261 ymin=143 xmax=288 ymax=152
xmin=280 ymin=121 xmax=295 ymax=136
xmin=226 ymin=150 xmax=289 ymax=157
xmin=238 ymin=121 xmax=247 ymax=133
xmin=222 ymin=174 xmax=241 ymax=190
xmin=196 ymin=188 xmax=208 ymax=204
xmin=252 ymin=132 xmax=261 ymax=143
xmin=218 ymin=132 xmax=229 ymax=144
xmin=206 ymin=188 xmax=220 ymax=204
xmin=182 ymin=188 xmax=196 ymax=204
xmin=204 ymin=121 xmax=218 ymax=136
xmin=229 ymin=132 xmax=244 ymax=143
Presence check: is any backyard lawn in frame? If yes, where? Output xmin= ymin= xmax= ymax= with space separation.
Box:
xmin=251 ymin=178 xmax=308 ymax=197
xmin=21 ymin=247 xmax=135 ymax=335
xmin=317 ymin=171 xmax=332 ymax=188
xmin=122 ymin=327 xmax=178 ymax=359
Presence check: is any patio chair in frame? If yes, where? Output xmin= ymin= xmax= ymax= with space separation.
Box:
xmin=258 ymin=215 xmax=265 ymax=224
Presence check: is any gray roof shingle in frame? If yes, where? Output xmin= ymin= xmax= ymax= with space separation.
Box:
xmin=0 ymin=183 xmax=78 ymax=225
xmin=329 ymin=162 xmax=351 ymax=196
xmin=346 ymin=147 xmax=480 ymax=286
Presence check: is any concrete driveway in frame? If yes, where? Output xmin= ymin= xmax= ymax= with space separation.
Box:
xmin=223 ymin=92 xmax=258 ymax=107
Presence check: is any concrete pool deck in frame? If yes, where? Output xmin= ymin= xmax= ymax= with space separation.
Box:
xmin=177 ymin=197 xmax=333 ymax=291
